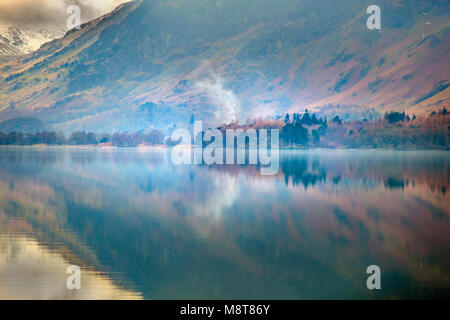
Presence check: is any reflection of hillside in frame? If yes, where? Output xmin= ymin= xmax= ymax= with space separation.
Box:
xmin=0 ymin=148 xmax=449 ymax=299
xmin=0 ymin=180 xmax=102 ymax=273
xmin=0 ymin=226 xmax=142 ymax=300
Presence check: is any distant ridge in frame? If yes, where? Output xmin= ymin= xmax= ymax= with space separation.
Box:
xmin=0 ymin=117 xmax=46 ymax=133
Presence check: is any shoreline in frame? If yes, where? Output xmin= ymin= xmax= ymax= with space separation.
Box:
xmin=0 ymin=144 xmax=448 ymax=152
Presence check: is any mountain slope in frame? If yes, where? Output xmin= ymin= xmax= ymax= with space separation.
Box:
xmin=0 ymin=0 xmax=449 ymax=133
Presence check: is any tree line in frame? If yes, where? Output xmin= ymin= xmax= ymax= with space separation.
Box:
xmin=277 ymin=108 xmax=449 ymax=149
xmin=218 ymin=107 xmax=449 ymax=149
xmin=1 ymin=108 xmax=448 ymax=149
xmin=0 ymin=129 xmax=165 ymax=147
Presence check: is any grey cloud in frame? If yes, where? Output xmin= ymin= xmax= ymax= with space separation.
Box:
xmin=0 ymin=0 xmax=127 ymax=27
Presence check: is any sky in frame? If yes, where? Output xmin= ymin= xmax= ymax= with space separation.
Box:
xmin=0 ymin=0 xmax=129 ymax=28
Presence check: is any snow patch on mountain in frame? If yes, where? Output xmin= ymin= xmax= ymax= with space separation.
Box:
xmin=0 ymin=23 xmax=64 ymax=56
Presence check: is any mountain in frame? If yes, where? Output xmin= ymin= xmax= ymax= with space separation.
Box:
xmin=0 ymin=0 xmax=448 ymax=134
xmin=0 ymin=24 xmax=64 ymax=56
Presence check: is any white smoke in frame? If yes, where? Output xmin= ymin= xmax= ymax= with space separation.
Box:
xmin=195 ymin=74 xmax=241 ymax=125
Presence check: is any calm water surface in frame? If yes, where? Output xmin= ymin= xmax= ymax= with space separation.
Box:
xmin=0 ymin=147 xmax=449 ymax=299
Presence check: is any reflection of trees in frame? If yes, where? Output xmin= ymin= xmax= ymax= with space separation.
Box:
xmin=280 ymin=156 xmax=327 ymax=188
xmin=0 ymin=148 xmax=58 ymax=176
xmin=384 ymin=177 xmax=405 ymax=190
xmin=208 ymin=151 xmax=449 ymax=193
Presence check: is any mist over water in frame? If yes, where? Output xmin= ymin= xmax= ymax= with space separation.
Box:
xmin=0 ymin=148 xmax=449 ymax=299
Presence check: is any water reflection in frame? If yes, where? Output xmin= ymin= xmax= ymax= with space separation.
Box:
xmin=0 ymin=233 xmax=141 ymax=300
xmin=0 ymin=148 xmax=449 ymax=299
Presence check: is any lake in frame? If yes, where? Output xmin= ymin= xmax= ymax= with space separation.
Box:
xmin=0 ymin=147 xmax=449 ymax=299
